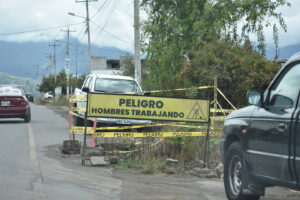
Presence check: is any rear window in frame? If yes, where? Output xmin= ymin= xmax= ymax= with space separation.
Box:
xmin=0 ymin=87 xmax=23 ymax=96
xmin=94 ymin=78 xmax=141 ymax=93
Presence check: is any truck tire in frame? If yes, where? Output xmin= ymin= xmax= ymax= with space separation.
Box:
xmin=224 ymin=142 xmax=260 ymax=200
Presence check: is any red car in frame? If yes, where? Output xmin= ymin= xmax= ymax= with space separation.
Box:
xmin=0 ymin=85 xmax=31 ymax=123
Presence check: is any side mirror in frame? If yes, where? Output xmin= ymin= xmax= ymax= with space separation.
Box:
xmin=246 ymin=89 xmax=263 ymax=106
xmin=82 ymin=87 xmax=89 ymax=93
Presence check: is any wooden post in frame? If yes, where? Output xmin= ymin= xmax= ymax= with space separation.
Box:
xmin=213 ymin=76 xmax=218 ymax=128
xmin=69 ymin=93 xmax=73 ymax=140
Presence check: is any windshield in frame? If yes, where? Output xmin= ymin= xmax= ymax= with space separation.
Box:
xmin=94 ymin=78 xmax=141 ymax=93
xmin=0 ymin=86 xmax=23 ymax=96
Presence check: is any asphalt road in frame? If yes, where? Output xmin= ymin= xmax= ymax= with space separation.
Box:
xmin=0 ymin=103 xmax=299 ymax=200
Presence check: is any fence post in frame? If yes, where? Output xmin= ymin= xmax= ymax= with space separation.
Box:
xmin=212 ymin=76 xmax=218 ymax=129
xmin=91 ymin=118 xmax=96 ymax=147
xmin=69 ymin=93 xmax=73 ymax=140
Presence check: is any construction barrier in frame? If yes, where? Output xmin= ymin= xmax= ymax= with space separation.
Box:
xmin=67 ymin=85 xmax=238 ymax=167
xmin=69 ymin=85 xmax=235 ymax=138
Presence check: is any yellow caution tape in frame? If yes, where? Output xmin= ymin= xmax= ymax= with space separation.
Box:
xmin=140 ymin=86 xmax=215 ymax=94
xmin=70 ymin=120 xmax=222 ymax=131
xmin=69 ymin=111 xmax=97 ymax=121
xmin=71 ymin=128 xmax=94 ymax=135
xmin=71 ymin=107 xmax=86 ymax=112
xmin=70 ymin=85 xmax=214 ymax=98
xmin=93 ymin=131 xmax=222 ymax=138
xmin=210 ymin=108 xmax=234 ymax=113
xmin=210 ymin=116 xmax=227 ymax=121
xmin=70 ymin=99 xmax=87 ymax=103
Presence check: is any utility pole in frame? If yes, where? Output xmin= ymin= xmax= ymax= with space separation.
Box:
xmin=213 ymin=75 xmax=218 ymax=128
xmin=45 ymin=51 xmax=52 ymax=77
xmin=75 ymin=0 xmax=97 ymax=73
xmin=33 ymin=63 xmax=39 ymax=80
xmin=75 ymin=45 xmax=78 ymax=88
xmin=134 ymin=0 xmax=142 ymax=86
xmin=49 ymin=42 xmax=61 ymax=84
xmin=48 ymin=54 xmax=52 ymax=76
xmin=61 ymin=28 xmax=76 ymax=96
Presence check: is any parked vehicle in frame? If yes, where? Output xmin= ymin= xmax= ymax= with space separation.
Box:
xmin=220 ymin=52 xmax=300 ymax=200
xmin=0 ymin=85 xmax=31 ymax=123
xmin=44 ymin=91 xmax=53 ymax=100
xmin=73 ymin=74 xmax=151 ymax=126
xmin=26 ymin=93 xmax=34 ymax=102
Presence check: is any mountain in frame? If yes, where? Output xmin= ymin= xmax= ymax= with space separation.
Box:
xmin=0 ymin=38 xmax=132 ymax=81
xmin=1 ymin=38 xmax=299 ymax=81
xmin=266 ymin=43 xmax=300 ymax=60
xmin=0 ymin=72 xmax=40 ymax=97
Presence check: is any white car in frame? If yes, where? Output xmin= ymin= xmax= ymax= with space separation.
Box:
xmin=73 ymin=74 xmax=151 ymax=126
xmin=44 ymin=91 xmax=53 ymax=100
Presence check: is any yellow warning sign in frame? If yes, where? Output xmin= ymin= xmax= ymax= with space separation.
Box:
xmin=87 ymin=93 xmax=209 ymax=122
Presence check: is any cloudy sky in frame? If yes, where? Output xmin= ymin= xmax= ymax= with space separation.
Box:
xmin=0 ymin=0 xmax=299 ymax=52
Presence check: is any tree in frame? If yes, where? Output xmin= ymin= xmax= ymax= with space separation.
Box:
xmin=117 ymin=54 xmax=135 ymax=77
xmin=38 ymin=71 xmax=87 ymax=96
xmin=180 ymin=40 xmax=281 ymax=107
xmin=140 ymin=0 xmax=289 ymax=106
xmin=38 ymin=75 xmax=55 ymax=94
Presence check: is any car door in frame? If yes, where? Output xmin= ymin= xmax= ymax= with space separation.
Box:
xmin=246 ymin=62 xmax=300 ymax=184
xmin=294 ymin=98 xmax=300 ymax=188
xmin=78 ymin=76 xmax=92 ymax=115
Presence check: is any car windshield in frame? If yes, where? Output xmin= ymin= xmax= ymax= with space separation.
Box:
xmin=0 ymin=86 xmax=23 ymax=96
xmin=94 ymin=78 xmax=141 ymax=93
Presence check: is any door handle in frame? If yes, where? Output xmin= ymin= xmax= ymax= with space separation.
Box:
xmin=278 ymin=123 xmax=288 ymax=132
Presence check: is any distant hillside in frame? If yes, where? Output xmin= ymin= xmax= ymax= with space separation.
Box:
xmin=0 ymin=38 xmax=132 ymax=80
xmin=266 ymin=43 xmax=300 ymax=60
xmin=1 ymin=38 xmax=299 ymax=80
xmin=0 ymin=72 xmax=40 ymax=97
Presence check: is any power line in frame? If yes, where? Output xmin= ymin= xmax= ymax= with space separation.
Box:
xmin=75 ymin=0 xmax=98 ymax=73
xmin=90 ymin=0 xmax=109 ymax=19
xmin=57 ymin=38 xmax=132 ymax=55
xmin=90 ymin=20 xmax=131 ymax=45
xmin=93 ymin=0 xmax=120 ymax=42
xmin=0 ymin=22 xmax=83 ymax=36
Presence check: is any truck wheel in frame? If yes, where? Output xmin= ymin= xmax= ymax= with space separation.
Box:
xmin=224 ymin=142 xmax=260 ymax=200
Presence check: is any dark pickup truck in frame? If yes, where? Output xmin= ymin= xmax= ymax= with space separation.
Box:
xmin=220 ymin=52 xmax=300 ymax=200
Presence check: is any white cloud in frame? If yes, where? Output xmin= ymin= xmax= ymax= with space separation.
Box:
xmin=0 ymin=0 xmax=299 ymax=50
xmin=0 ymin=0 xmax=134 ymax=51
xmin=264 ymin=0 xmax=300 ymax=47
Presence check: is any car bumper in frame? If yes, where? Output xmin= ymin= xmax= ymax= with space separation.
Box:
xmin=0 ymin=106 xmax=28 ymax=118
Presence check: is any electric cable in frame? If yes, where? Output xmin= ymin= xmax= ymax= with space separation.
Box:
xmin=0 ymin=22 xmax=83 ymax=36
xmin=93 ymin=0 xmax=120 ymax=42
xmin=90 ymin=0 xmax=109 ymax=19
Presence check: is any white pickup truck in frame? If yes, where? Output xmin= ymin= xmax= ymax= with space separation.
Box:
xmin=73 ymin=74 xmax=151 ymax=126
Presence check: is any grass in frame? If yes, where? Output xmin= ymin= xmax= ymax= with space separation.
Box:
xmin=35 ymin=95 xmax=68 ymax=106
xmin=52 ymin=95 xmax=68 ymax=106
xmin=115 ymin=157 xmax=167 ymax=174
xmin=113 ymin=121 xmax=224 ymax=173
